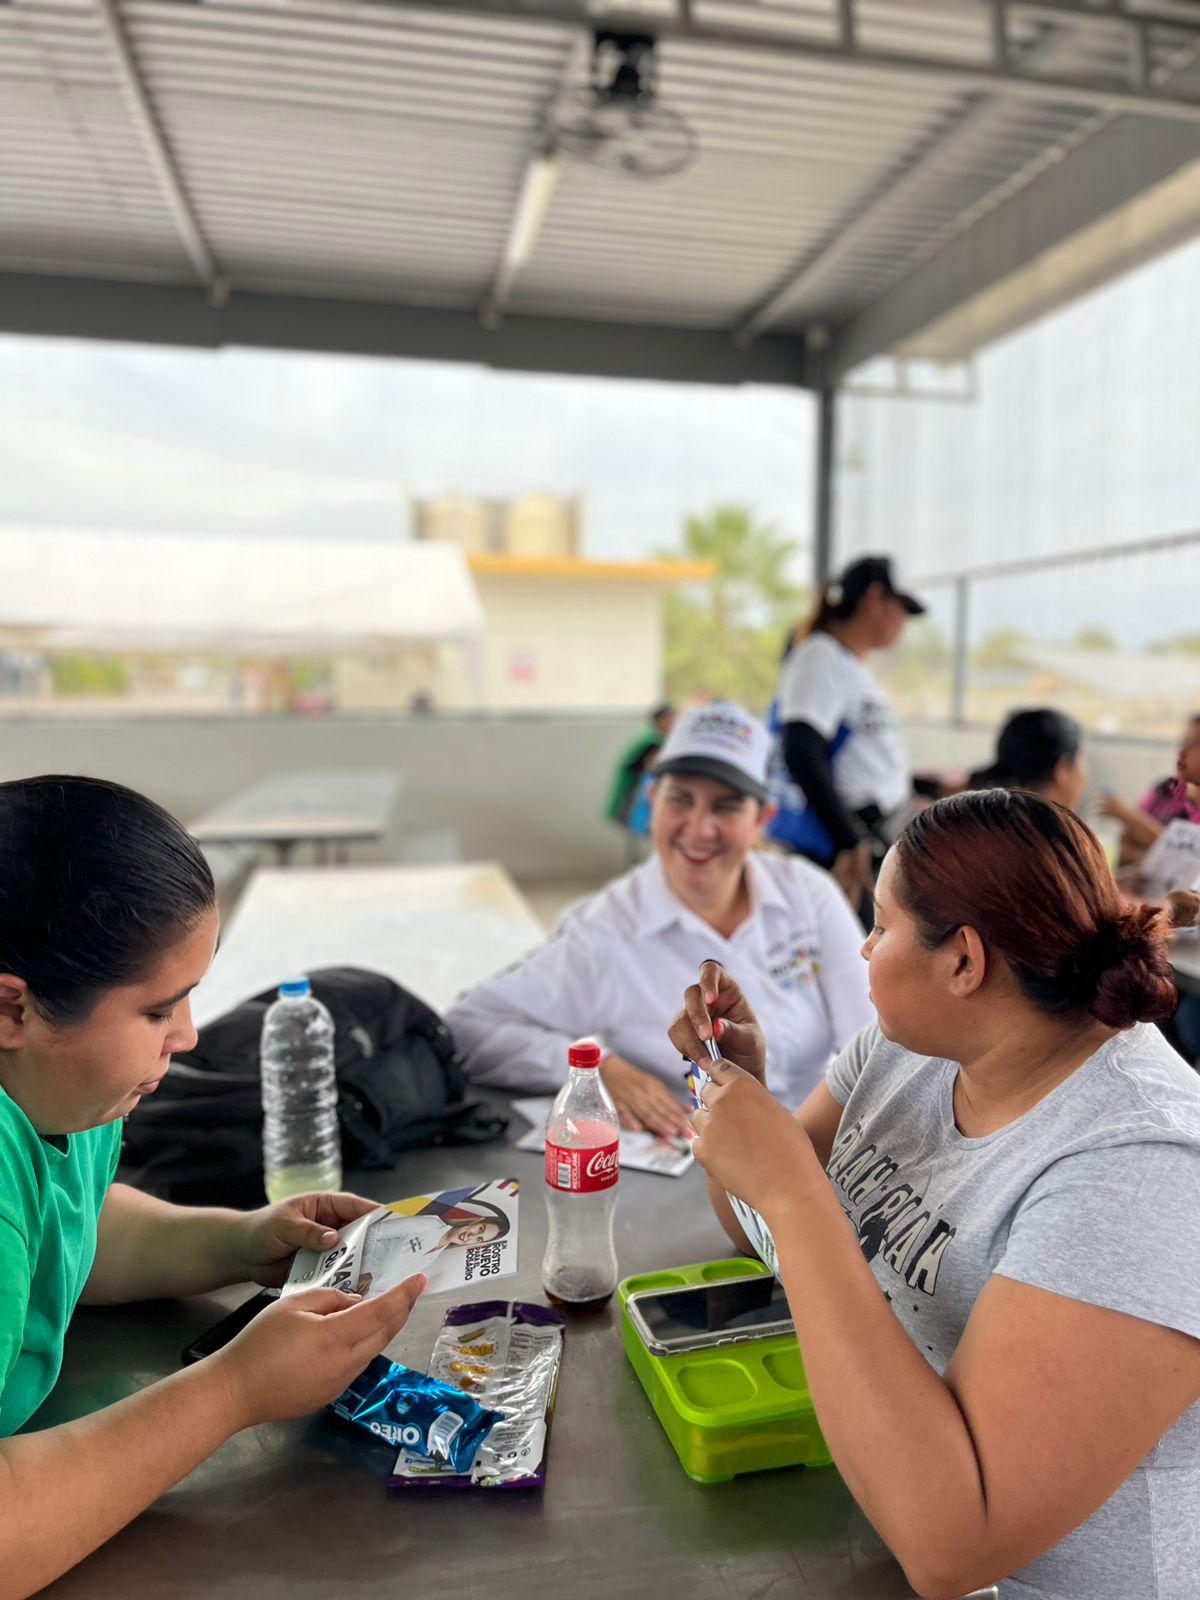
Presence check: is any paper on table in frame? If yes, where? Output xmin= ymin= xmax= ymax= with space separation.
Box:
xmin=282 ymin=1178 xmax=520 ymax=1299
xmin=511 ymin=1096 xmax=694 ymax=1179
xmin=1137 ymin=818 xmax=1200 ymax=903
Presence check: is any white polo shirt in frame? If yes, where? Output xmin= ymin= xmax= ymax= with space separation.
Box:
xmin=778 ymin=631 xmax=910 ymax=817
xmin=446 ymin=851 xmax=874 ymax=1111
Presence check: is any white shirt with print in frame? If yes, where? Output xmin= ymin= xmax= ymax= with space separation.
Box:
xmin=777 ymin=630 xmax=910 ymax=817
xmin=446 ymin=851 xmax=874 ymax=1112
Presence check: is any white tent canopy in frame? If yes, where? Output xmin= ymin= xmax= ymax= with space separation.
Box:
xmin=0 ymin=527 xmax=484 ymax=657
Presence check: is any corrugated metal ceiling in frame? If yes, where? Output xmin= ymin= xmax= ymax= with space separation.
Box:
xmin=2 ymin=0 xmax=1199 ymax=347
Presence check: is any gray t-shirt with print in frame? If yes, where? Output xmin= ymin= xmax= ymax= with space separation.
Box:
xmin=826 ymin=1020 xmax=1200 ymax=1600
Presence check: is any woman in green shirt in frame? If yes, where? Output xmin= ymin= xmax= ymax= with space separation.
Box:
xmin=0 ymin=775 xmax=425 ymax=1595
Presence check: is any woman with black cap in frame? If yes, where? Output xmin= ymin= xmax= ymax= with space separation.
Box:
xmin=770 ymin=554 xmax=925 ymax=909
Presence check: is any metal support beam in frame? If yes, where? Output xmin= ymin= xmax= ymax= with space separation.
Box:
xmin=91 ymin=0 xmax=224 ymax=297
xmin=836 ymin=0 xmax=856 ymax=51
xmin=826 ymin=113 xmax=1200 ymax=378
xmin=0 ymin=273 xmax=809 ymax=387
xmin=990 ymin=2 xmax=1011 ymax=69
xmin=950 ymin=576 xmax=970 ymax=726
xmin=813 ymin=386 xmax=838 ymax=587
xmin=998 ymin=1 xmax=1195 ymax=33
xmin=379 ymin=0 xmax=1200 ymax=126
xmin=732 ymin=12 xmax=1094 ymax=346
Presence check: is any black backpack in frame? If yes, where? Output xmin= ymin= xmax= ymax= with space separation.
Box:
xmin=119 ymin=967 xmax=507 ymax=1207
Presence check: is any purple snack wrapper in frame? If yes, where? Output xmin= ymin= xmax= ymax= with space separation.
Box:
xmin=388 ymin=1300 xmax=565 ymax=1491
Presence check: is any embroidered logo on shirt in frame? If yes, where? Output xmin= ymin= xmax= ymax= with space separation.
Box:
xmin=766 ymin=932 xmax=822 ymax=990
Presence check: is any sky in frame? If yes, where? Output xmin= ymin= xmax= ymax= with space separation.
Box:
xmin=0 ymin=333 xmax=814 ymax=568
xmin=3 ymin=222 xmax=1199 ymax=658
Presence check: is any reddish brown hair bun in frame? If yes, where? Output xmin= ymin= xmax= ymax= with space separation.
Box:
xmin=894 ymin=791 xmax=1178 ymax=1031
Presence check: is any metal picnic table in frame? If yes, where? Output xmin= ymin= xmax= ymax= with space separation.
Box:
xmin=188 ymin=771 xmax=403 ymax=865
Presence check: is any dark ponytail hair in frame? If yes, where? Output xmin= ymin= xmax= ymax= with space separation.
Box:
xmin=969 ymin=707 xmax=1082 ymax=793
xmin=0 ymin=775 xmax=215 ymax=1025
xmin=893 ymin=789 xmax=1178 ymax=1031
xmin=802 ymin=577 xmax=860 ymax=638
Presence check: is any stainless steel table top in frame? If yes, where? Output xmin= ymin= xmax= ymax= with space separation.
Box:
xmin=37 ymin=1105 xmax=921 ymax=1600
xmin=189 ymin=771 xmax=402 ymax=849
xmin=191 ymin=863 xmax=545 ymax=1028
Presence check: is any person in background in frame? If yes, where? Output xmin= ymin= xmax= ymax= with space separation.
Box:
xmin=673 ymin=790 xmax=1200 ymax=1599
xmin=0 ymin=775 xmax=425 ymax=1597
xmin=449 ymin=703 xmax=873 ymax=1129
xmin=967 ymin=707 xmax=1088 ymax=812
xmin=604 ymin=703 xmax=676 ymax=831
xmin=770 ymin=555 xmax=925 ymax=912
xmin=1098 ymin=713 xmax=1200 ymax=865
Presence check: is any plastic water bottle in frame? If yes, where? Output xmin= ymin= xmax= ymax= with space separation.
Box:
xmin=260 ymin=976 xmax=342 ymax=1203
xmin=542 ymin=1039 xmax=620 ymax=1309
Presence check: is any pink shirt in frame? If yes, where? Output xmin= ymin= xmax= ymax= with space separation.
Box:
xmin=1139 ymin=778 xmax=1200 ymax=827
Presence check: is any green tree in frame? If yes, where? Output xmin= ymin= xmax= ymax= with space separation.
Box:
xmin=658 ymin=505 xmax=806 ymax=710
xmin=972 ymin=627 xmax=1030 ymax=670
xmin=1148 ymin=633 xmax=1200 ymax=656
xmin=1072 ymin=627 xmax=1117 ymax=651
xmin=882 ymin=618 xmax=952 ymax=692
xmin=48 ymin=653 xmax=130 ymax=697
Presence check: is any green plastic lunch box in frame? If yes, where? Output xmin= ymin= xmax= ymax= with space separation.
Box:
xmin=618 ymin=1257 xmax=832 ymax=1483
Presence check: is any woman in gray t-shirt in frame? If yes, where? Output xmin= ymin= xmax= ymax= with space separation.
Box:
xmin=670 ymin=789 xmax=1200 ymax=1600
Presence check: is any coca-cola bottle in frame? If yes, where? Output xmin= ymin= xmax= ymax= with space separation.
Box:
xmin=542 ymin=1039 xmax=620 ymax=1310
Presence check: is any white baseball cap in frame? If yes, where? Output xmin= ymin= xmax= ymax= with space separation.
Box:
xmin=654 ymin=702 xmax=770 ymax=803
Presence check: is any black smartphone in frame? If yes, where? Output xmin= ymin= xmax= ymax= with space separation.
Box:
xmin=180 ymin=1289 xmax=279 ymax=1365
xmin=627 ymin=1275 xmax=793 ymax=1357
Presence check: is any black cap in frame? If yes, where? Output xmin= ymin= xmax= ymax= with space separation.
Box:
xmin=828 ymin=556 xmax=925 ymax=616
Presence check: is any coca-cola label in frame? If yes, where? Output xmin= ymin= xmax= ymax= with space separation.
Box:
xmin=545 ymin=1138 xmax=619 ymax=1193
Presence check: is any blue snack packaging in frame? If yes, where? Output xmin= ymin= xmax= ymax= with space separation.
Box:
xmin=330 ymin=1356 xmax=502 ymax=1472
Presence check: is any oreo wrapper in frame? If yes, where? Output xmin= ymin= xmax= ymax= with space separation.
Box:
xmin=389 ymin=1301 xmax=565 ymax=1490
xmin=331 ymin=1356 xmax=501 ymax=1473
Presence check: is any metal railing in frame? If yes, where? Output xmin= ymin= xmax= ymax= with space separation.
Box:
xmin=910 ymin=528 xmax=1200 ymax=729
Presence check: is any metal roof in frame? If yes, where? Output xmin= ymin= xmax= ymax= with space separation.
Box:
xmin=4 ymin=0 xmax=1200 ymax=383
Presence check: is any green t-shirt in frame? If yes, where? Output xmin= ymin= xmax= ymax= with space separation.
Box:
xmin=604 ymin=730 xmax=662 ymax=823
xmin=0 ymin=1090 xmax=121 ymax=1436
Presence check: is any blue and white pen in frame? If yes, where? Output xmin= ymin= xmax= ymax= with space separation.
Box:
xmin=682 ymin=1003 xmax=722 ymax=1110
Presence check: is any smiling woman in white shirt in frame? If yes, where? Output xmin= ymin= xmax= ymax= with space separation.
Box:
xmin=446 ymin=703 xmax=873 ymax=1133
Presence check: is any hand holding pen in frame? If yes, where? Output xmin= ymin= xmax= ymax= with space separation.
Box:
xmin=667 ymin=960 xmax=769 ymax=1092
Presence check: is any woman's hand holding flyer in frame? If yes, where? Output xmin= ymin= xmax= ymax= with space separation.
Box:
xmin=282 ymin=1180 xmax=521 ymax=1301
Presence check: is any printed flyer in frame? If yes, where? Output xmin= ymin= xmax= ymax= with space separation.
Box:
xmin=283 ymin=1179 xmax=520 ymax=1299
xmin=510 ymin=1096 xmax=694 ymax=1179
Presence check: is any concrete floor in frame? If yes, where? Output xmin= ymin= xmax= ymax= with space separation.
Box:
xmin=516 ymin=878 xmax=606 ymax=933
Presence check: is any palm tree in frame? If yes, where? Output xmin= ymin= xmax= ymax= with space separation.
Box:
xmin=660 ymin=505 xmax=806 ymax=710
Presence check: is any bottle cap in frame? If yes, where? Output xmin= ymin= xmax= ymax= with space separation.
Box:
xmin=568 ymin=1039 xmax=603 ymax=1069
xmin=279 ymin=976 xmax=311 ymax=998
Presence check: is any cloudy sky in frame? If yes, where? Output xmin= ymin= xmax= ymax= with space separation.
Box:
xmin=3 ymin=223 xmax=1199 ymax=655
xmin=0 ymin=331 xmax=814 ymax=565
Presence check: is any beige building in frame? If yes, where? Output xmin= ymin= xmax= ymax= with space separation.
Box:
xmin=335 ymin=495 xmax=712 ymax=712
xmin=336 ymin=550 xmax=712 ymax=712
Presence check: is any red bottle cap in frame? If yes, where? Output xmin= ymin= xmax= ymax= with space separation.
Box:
xmin=568 ymin=1039 xmax=603 ymax=1069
